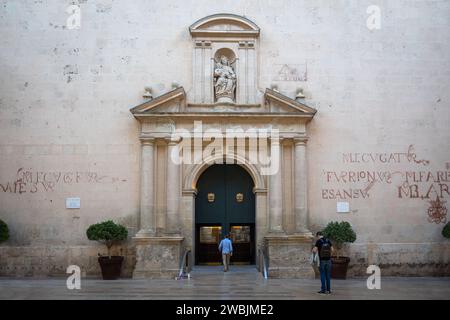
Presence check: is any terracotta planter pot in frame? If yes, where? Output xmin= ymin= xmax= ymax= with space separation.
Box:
xmin=331 ymin=256 xmax=350 ymax=279
xmin=98 ymin=256 xmax=124 ymax=280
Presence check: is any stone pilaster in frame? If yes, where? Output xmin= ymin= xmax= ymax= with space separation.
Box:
xmin=136 ymin=138 xmax=156 ymax=237
xmin=166 ymin=138 xmax=181 ymax=234
xmin=269 ymin=138 xmax=284 ymax=233
xmin=293 ymin=138 xmax=312 ymax=235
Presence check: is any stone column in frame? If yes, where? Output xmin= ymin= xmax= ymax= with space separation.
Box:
xmin=294 ymin=138 xmax=311 ymax=235
xmin=166 ymin=138 xmax=181 ymax=234
xmin=136 ymin=138 xmax=155 ymax=237
xmin=269 ymin=139 xmax=284 ymax=233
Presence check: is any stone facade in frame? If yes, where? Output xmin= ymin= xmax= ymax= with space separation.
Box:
xmin=0 ymin=1 xmax=449 ymax=278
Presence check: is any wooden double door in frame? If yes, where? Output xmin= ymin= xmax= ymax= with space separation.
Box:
xmin=195 ymin=164 xmax=255 ymax=265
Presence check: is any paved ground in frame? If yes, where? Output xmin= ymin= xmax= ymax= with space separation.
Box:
xmin=1 ymin=266 xmax=449 ymax=300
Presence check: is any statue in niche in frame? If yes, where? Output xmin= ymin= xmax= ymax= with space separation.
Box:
xmin=214 ymin=55 xmax=236 ymax=103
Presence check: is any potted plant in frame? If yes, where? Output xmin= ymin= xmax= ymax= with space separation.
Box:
xmin=443 ymin=222 xmax=450 ymax=239
xmin=323 ymin=221 xmax=356 ymax=279
xmin=0 ymin=219 xmax=9 ymax=244
xmin=86 ymin=220 xmax=128 ymax=280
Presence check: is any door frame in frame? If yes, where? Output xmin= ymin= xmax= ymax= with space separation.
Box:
xmin=193 ymin=163 xmax=258 ymax=265
xmin=182 ymin=154 xmax=268 ymax=267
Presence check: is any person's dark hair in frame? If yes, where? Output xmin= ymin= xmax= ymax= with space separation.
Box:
xmin=225 ymin=234 xmax=230 ymax=238
xmin=316 ymin=231 xmax=323 ymax=237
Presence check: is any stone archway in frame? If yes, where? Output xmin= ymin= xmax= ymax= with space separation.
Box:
xmin=182 ymin=153 xmax=267 ymax=265
xmin=184 ymin=153 xmax=266 ymax=193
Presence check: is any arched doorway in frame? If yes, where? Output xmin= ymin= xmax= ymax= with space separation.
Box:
xmin=195 ymin=164 xmax=256 ymax=265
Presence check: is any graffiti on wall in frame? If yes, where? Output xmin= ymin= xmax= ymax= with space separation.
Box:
xmin=321 ymin=145 xmax=448 ymax=223
xmin=0 ymin=168 xmax=126 ymax=194
xmin=427 ymin=197 xmax=447 ymax=224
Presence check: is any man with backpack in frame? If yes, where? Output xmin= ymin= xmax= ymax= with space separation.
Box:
xmin=312 ymin=231 xmax=334 ymax=294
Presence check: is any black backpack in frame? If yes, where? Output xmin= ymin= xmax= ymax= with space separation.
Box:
xmin=319 ymin=238 xmax=331 ymax=259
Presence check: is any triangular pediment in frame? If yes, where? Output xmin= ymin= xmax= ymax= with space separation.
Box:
xmin=130 ymin=87 xmax=185 ymax=114
xmin=130 ymin=87 xmax=317 ymax=122
xmin=264 ymin=88 xmax=317 ymax=115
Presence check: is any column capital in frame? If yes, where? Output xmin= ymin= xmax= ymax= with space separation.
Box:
xmin=182 ymin=188 xmax=198 ymax=196
xmin=140 ymin=138 xmax=155 ymax=145
xmin=253 ymin=187 xmax=267 ymax=194
xmin=270 ymin=137 xmax=282 ymax=145
xmin=293 ymin=137 xmax=308 ymax=146
xmin=165 ymin=136 xmax=181 ymax=145
xmin=195 ymin=40 xmax=211 ymax=47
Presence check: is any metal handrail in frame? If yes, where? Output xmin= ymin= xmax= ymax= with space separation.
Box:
xmin=177 ymin=248 xmax=192 ymax=280
xmin=258 ymin=246 xmax=269 ymax=279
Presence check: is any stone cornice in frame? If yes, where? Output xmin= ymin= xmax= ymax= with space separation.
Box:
xmin=133 ymin=112 xmax=314 ymax=119
xmin=133 ymin=236 xmax=184 ymax=244
xmin=264 ymin=234 xmax=314 ymax=244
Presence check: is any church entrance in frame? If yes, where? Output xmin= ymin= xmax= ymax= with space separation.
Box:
xmin=195 ymin=164 xmax=256 ymax=265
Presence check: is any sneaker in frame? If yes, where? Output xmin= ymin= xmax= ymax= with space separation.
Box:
xmin=326 ymin=291 xmax=332 ymax=295
xmin=317 ymin=291 xmax=326 ymax=294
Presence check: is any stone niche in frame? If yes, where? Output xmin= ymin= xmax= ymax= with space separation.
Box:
xmin=189 ymin=13 xmax=260 ymax=105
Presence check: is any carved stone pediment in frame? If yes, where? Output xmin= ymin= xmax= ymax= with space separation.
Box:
xmin=264 ymin=89 xmax=317 ymax=115
xmin=130 ymin=87 xmax=186 ymax=114
xmin=130 ymin=86 xmax=316 ymax=123
xmin=189 ymin=13 xmax=260 ymax=38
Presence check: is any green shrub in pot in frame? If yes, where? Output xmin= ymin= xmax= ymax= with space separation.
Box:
xmin=323 ymin=221 xmax=356 ymax=258
xmin=322 ymin=221 xmax=356 ymax=279
xmin=86 ymin=220 xmax=128 ymax=280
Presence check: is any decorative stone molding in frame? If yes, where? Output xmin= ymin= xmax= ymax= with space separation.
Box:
xmin=131 ymin=87 xmax=186 ymax=114
xmin=183 ymin=153 xmax=266 ymax=193
xmin=239 ymin=41 xmax=255 ymax=49
xmin=143 ymin=87 xmax=153 ymax=100
xmin=189 ymin=13 xmax=260 ymax=38
xmin=265 ymin=88 xmax=317 ymax=115
xmin=293 ymin=137 xmax=308 ymax=145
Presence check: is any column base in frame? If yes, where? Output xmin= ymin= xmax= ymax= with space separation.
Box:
xmin=132 ymin=236 xmax=184 ymax=279
xmin=134 ymin=229 xmax=156 ymax=238
xmin=294 ymin=230 xmax=313 ymax=237
xmin=264 ymin=234 xmax=315 ymax=279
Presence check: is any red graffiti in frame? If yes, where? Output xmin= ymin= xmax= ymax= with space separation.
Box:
xmin=427 ymin=196 xmax=447 ymax=224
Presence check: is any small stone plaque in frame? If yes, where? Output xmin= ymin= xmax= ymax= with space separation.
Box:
xmin=66 ymin=197 xmax=81 ymax=209
xmin=337 ymin=202 xmax=350 ymax=213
